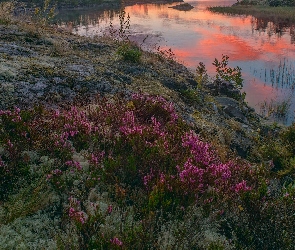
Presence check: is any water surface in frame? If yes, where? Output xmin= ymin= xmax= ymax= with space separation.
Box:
xmin=57 ymin=0 xmax=295 ymax=124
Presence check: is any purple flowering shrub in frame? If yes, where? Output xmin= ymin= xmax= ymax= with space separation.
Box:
xmin=145 ymin=130 xmax=254 ymax=214
xmin=0 ymin=93 xmax=254 ymax=205
xmin=1 ymin=93 xmax=294 ymax=248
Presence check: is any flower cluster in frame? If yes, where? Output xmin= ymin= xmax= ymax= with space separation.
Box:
xmin=176 ymin=131 xmax=252 ymax=198
xmin=110 ymin=237 xmax=123 ymax=247
xmin=234 ymin=180 xmax=251 ymax=193
xmin=65 ymin=160 xmax=82 ymax=171
xmin=119 ymin=110 xmax=145 ymax=135
xmin=131 ymin=93 xmax=178 ymax=123
xmin=182 ymin=131 xmax=217 ymax=166
xmin=68 ymin=197 xmax=88 ymax=225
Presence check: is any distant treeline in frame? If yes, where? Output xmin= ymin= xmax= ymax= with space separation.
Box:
xmin=238 ymin=0 xmax=295 ymax=6
xmin=268 ymin=0 xmax=295 ymax=6
xmin=19 ymin=0 xmax=120 ymax=9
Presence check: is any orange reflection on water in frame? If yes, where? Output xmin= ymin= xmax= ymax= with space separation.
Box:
xmin=60 ymin=1 xmax=295 ymax=123
xmin=124 ymin=3 xmax=295 ymax=69
xmin=243 ymin=75 xmax=278 ymax=109
xmin=198 ymin=34 xmax=260 ymax=61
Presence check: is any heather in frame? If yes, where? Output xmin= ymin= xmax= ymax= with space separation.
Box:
xmin=0 ymin=93 xmax=294 ymax=249
xmin=1 ymin=2 xmax=295 ymax=249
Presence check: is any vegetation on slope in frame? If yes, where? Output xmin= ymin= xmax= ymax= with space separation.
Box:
xmin=0 ymin=1 xmax=295 ymax=249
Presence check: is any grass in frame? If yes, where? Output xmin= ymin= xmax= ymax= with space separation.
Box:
xmin=259 ymin=97 xmax=291 ymax=122
xmin=208 ymin=5 xmax=295 ymax=22
xmin=117 ymin=42 xmax=142 ymax=63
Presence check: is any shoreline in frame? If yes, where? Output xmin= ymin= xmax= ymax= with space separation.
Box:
xmin=0 ymin=9 xmax=267 ymax=155
xmin=208 ymin=4 xmax=295 ymax=22
xmin=1 ymin=5 xmax=295 ymax=249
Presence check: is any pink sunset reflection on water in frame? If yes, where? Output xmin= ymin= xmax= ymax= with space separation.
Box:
xmin=59 ymin=0 xmax=295 ymax=124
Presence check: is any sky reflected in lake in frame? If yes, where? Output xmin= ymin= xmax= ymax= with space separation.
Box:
xmin=57 ymin=0 xmax=295 ymax=124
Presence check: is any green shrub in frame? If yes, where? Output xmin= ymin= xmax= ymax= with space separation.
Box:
xmin=117 ymin=42 xmax=142 ymax=63
xmin=213 ymin=54 xmax=243 ymax=89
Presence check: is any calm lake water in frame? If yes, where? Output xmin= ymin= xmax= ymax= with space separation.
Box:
xmin=57 ymin=0 xmax=295 ymax=125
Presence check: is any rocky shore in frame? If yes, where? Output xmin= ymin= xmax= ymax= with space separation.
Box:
xmin=0 ymin=18 xmax=267 ymax=159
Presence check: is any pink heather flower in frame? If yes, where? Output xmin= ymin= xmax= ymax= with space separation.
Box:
xmin=68 ymin=207 xmax=76 ymax=217
xmin=204 ymin=198 xmax=213 ymax=204
xmin=182 ymin=131 xmax=217 ymax=166
xmin=65 ymin=160 xmax=82 ymax=171
xmin=234 ymin=180 xmax=251 ymax=193
xmin=14 ymin=107 xmax=20 ymax=114
xmin=91 ymin=154 xmax=98 ymax=165
xmin=52 ymin=169 xmax=63 ymax=176
xmin=177 ymin=158 xmax=204 ymax=185
xmin=143 ymin=173 xmax=153 ymax=187
xmin=64 ymin=123 xmax=71 ymax=130
xmin=90 ymin=152 xmax=105 ymax=165
xmin=69 ymin=130 xmax=78 ymax=137
xmin=163 ymin=140 xmax=169 ymax=150
xmin=68 ymin=197 xmax=88 ymax=224
xmin=76 ymin=211 xmax=88 ymax=224
xmin=120 ymin=110 xmax=145 ymax=136
xmin=0 ymin=110 xmax=11 ymax=116
xmin=91 ymin=154 xmax=99 ymax=165
xmin=68 ymin=208 xmax=88 ymax=224
xmin=151 ymin=116 xmax=161 ymax=130
xmin=46 ymin=174 xmax=53 ymax=180
xmin=12 ymin=116 xmax=21 ymax=122
xmin=110 ymin=237 xmax=123 ymax=246
xmin=53 ymin=110 xmax=60 ymax=118
xmin=7 ymin=140 xmax=13 ymax=148
xmin=171 ymin=112 xmax=178 ymax=122
xmin=150 ymin=116 xmax=166 ymax=138
xmin=0 ymin=157 xmax=5 ymax=167
xmin=160 ymin=173 xmax=165 ymax=184
xmin=107 ymin=205 xmax=113 ymax=214
xmin=209 ymin=163 xmax=232 ymax=180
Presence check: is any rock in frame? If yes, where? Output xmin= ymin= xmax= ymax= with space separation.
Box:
xmin=205 ymin=79 xmax=242 ymax=100
xmin=230 ymin=134 xmax=252 ymax=158
xmin=0 ymin=43 xmax=36 ymax=57
xmin=160 ymin=77 xmax=188 ymax=91
xmin=224 ymin=105 xmax=248 ymax=124
xmin=186 ymin=77 xmax=198 ymax=86
xmin=215 ymin=96 xmax=248 ymax=123
xmin=119 ymin=65 xmax=148 ymax=75
xmin=215 ymin=96 xmax=240 ymax=107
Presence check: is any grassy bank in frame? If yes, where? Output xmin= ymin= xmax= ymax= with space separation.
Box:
xmin=208 ymin=5 xmax=295 ymax=22
xmin=1 ymin=1 xmax=295 ymax=249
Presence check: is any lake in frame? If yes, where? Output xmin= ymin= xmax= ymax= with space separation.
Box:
xmin=56 ymin=0 xmax=295 ymax=125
